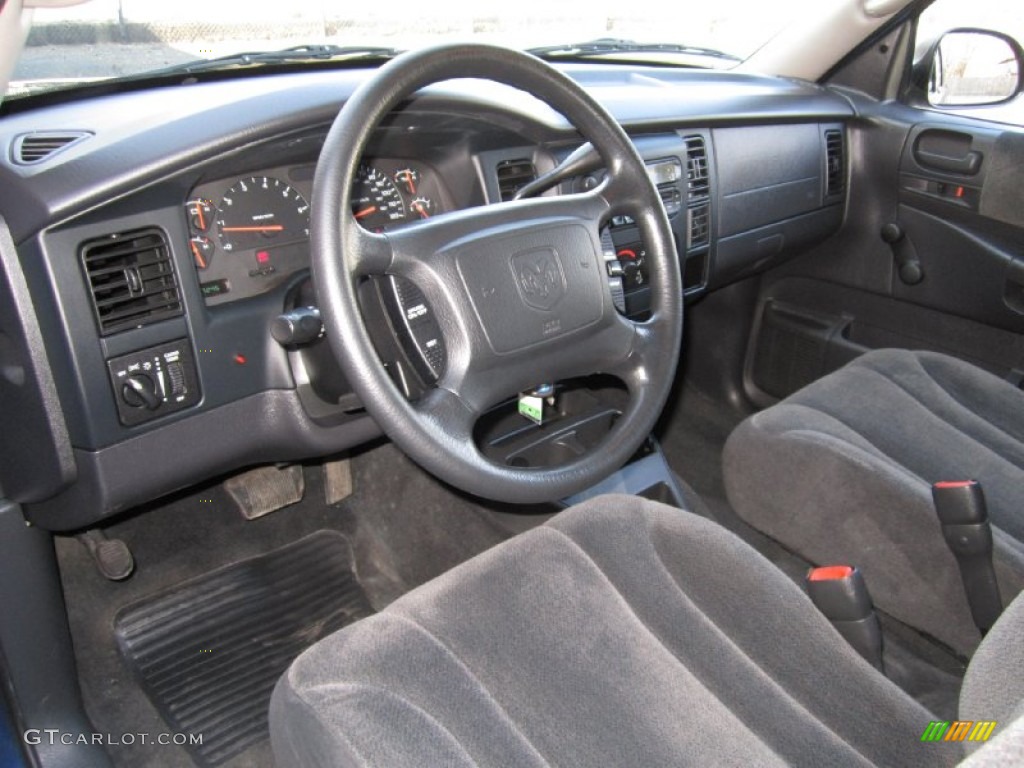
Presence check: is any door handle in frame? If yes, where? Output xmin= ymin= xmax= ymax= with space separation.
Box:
xmin=914 ymin=148 xmax=982 ymax=176
xmin=1004 ymin=257 xmax=1024 ymax=315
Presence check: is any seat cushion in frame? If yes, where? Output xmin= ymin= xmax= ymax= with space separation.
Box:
xmin=723 ymin=348 xmax=1024 ymax=654
xmin=960 ymin=576 xmax=1024 ymax=754
xmin=270 ymin=495 xmax=950 ymax=767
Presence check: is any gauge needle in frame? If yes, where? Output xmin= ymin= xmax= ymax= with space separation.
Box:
xmin=195 ymin=207 xmax=206 ymax=230
xmin=354 ymin=206 xmax=377 ymax=220
xmin=190 ymin=242 xmax=207 ymax=269
xmin=220 ymin=225 xmax=284 ymax=232
xmin=412 ymin=203 xmax=430 ymax=219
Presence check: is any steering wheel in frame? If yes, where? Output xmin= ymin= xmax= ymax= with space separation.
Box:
xmin=311 ymin=43 xmax=682 ymax=504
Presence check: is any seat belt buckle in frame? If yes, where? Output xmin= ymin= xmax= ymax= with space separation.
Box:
xmin=932 ymin=480 xmax=1002 ymax=633
xmin=806 ymin=564 xmax=884 ymax=672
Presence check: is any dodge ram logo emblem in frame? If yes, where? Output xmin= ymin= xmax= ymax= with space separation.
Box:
xmin=511 ymin=249 xmax=566 ymax=311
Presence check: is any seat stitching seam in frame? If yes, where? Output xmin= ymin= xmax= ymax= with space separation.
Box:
xmin=779 ymin=426 xmax=930 ymax=487
xmin=305 ymin=676 xmax=480 ymax=765
xmin=384 ymin=611 xmax=552 ymax=767
xmin=856 ymin=364 xmax=1024 ymax=472
xmin=771 ymin=404 xmax=926 ymax=483
xmin=284 ymin=668 xmax=373 ymax=767
xmin=913 ymin=356 xmax=1024 ymax=450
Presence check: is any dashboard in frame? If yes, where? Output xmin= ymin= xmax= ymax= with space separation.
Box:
xmin=0 ymin=63 xmax=853 ymax=530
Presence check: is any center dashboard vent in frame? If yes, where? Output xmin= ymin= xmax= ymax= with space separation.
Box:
xmin=683 ymin=135 xmax=710 ymax=202
xmin=80 ymin=228 xmax=182 ymax=336
xmin=11 ymin=131 xmax=92 ymax=165
xmin=825 ymin=129 xmax=845 ymax=198
xmin=688 ymin=204 xmax=710 ymax=248
xmin=496 ymin=158 xmax=537 ymax=202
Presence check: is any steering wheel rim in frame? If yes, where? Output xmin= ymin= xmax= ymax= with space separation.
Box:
xmin=312 ymin=43 xmax=682 ymax=504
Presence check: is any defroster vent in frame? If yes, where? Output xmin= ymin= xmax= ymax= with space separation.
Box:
xmin=81 ymin=228 xmax=183 ymax=336
xmin=12 ymin=131 xmax=91 ymax=165
xmin=496 ymin=158 xmax=537 ymax=202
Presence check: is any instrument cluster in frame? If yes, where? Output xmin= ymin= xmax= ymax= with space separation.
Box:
xmin=186 ymin=159 xmax=450 ymax=306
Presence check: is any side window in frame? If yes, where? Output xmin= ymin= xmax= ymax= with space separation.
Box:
xmin=913 ymin=0 xmax=1024 ymax=126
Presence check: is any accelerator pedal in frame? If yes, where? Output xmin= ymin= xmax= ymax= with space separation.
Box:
xmin=323 ymin=457 xmax=354 ymax=505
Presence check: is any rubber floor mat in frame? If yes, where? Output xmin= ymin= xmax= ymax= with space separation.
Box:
xmin=115 ymin=530 xmax=372 ymax=767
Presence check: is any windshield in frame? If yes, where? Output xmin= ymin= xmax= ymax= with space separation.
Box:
xmin=10 ymin=0 xmax=819 ymax=99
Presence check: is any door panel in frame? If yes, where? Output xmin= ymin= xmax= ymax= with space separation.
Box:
xmin=746 ymin=95 xmax=1024 ymax=404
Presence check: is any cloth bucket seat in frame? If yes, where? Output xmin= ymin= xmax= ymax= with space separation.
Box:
xmin=270 ymin=495 xmax=1023 ymax=767
xmin=723 ymin=348 xmax=1024 ymax=655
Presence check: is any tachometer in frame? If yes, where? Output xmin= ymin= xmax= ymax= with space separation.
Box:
xmin=352 ymin=165 xmax=406 ymax=232
xmin=216 ymin=176 xmax=310 ymax=252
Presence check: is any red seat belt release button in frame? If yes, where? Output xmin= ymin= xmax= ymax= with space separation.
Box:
xmin=932 ymin=479 xmax=1002 ymax=633
xmin=805 ymin=564 xmax=884 ymax=672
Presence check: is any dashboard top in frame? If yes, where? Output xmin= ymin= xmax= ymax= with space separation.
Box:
xmin=0 ymin=64 xmax=852 ymax=244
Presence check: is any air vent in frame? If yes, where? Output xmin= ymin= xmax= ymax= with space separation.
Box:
xmin=81 ymin=228 xmax=183 ymax=336
xmin=496 ymin=158 xmax=537 ymax=202
xmin=688 ymin=204 xmax=710 ymax=249
xmin=683 ymin=135 xmax=709 ymax=202
xmin=825 ymin=129 xmax=845 ymax=198
xmin=12 ymin=131 xmax=91 ymax=165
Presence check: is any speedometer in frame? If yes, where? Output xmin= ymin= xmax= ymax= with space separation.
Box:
xmin=352 ymin=165 xmax=406 ymax=232
xmin=216 ymin=176 xmax=310 ymax=252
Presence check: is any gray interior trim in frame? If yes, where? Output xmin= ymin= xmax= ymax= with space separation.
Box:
xmin=0 ymin=500 xmax=112 ymax=768
xmin=25 ymin=389 xmax=380 ymax=530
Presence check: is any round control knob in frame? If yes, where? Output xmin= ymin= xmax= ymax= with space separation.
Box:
xmin=880 ymin=222 xmax=904 ymax=244
xmin=122 ymin=373 xmax=162 ymax=410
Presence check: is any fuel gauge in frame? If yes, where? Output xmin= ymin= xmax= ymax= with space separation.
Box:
xmin=394 ymin=168 xmax=419 ymax=195
xmin=187 ymin=199 xmax=215 ymax=232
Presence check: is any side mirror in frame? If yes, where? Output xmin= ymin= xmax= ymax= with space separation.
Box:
xmin=923 ymin=29 xmax=1023 ymax=107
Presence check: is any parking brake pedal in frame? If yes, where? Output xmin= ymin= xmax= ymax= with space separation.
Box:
xmin=932 ymin=480 xmax=1003 ymax=633
xmin=77 ymin=530 xmax=134 ymax=581
xmin=806 ymin=565 xmax=884 ymax=672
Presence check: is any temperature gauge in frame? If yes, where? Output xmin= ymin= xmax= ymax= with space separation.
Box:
xmin=410 ymin=196 xmax=433 ymax=220
xmin=394 ymin=168 xmax=419 ymax=195
xmin=186 ymin=199 xmax=215 ymax=232
xmin=190 ymin=236 xmax=214 ymax=270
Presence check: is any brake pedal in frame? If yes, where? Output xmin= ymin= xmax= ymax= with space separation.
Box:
xmin=224 ymin=464 xmax=305 ymax=520
xmin=77 ymin=530 xmax=134 ymax=581
xmin=322 ymin=458 xmax=353 ymax=505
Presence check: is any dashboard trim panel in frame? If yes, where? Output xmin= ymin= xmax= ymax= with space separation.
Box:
xmin=24 ymin=388 xmax=381 ymax=530
xmin=0 ymin=62 xmax=855 ymax=527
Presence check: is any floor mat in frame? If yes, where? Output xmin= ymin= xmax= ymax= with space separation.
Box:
xmin=114 ymin=530 xmax=372 ymax=767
